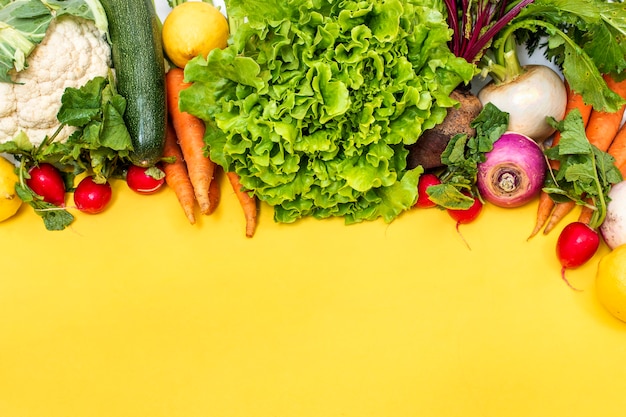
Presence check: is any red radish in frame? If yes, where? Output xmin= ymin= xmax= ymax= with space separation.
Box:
xmin=73 ymin=176 xmax=112 ymax=214
xmin=476 ymin=132 xmax=546 ymax=208
xmin=448 ymin=195 xmax=483 ymax=225
xmin=447 ymin=194 xmax=483 ymax=249
xmin=126 ymin=165 xmax=165 ymax=195
xmin=556 ymin=221 xmax=600 ymax=290
xmin=26 ymin=163 xmax=66 ymax=206
xmin=415 ymin=173 xmax=442 ymax=208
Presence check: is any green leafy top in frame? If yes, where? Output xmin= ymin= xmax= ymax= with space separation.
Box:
xmin=481 ymin=0 xmax=626 ymax=112
xmin=180 ymin=0 xmax=476 ymax=224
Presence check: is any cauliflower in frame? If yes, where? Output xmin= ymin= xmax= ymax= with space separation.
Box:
xmin=0 ymin=16 xmax=111 ymax=145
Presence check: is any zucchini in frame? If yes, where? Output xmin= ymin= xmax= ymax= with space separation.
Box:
xmin=101 ymin=0 xmax=166 ymax=167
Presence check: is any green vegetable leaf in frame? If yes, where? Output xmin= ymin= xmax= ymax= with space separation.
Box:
xmin=0 ymin=0 xmax=53 ymax=81
xmin=14 ymin=181 xmax=73 ymax=231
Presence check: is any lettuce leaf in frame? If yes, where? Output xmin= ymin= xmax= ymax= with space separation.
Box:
xmin=181 ymin=0 xmax=475 ymax=224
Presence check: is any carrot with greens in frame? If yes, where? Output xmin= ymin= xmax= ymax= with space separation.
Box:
xmin=540 ymin=76 xmax=626 ymax=235
xmin=226 ymin=171 xmax=257 ymax=238
xmin=166 ymin=67 xmax=215 ymax=215
xmin=529 ymin=83 xmax=592 ymax=238
xmin=162 ymin=121 xmax=196 ymax=224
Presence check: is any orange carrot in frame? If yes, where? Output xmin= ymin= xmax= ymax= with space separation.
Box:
xmin=585 ymin=74 xmax=626 ymax=152
xmin=162 ymin=122 xmax=196 ymax=224
xmin=530 ymin=83 xmax=592 ymax=238
xmin=578 ymin=202 xmax=595 ymax=226
xmin=550 ymin=80 xmax=593 ymax=149
xmin=166 ymin=67 xmax=215 ymax=215
xmin=226 ymin=171 xmax=257 ymax=238
xmin=206 ymin=165 xmax=221 ymax=216
xmin=608 ymin=122 xmax=626 ymax=178
xmin=543 ymin=200 xmax=577 ymax=235
xmin=529 ymin=192 xmax=555 ymax=239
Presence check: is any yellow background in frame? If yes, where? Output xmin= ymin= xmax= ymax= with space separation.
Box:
xmin=3 ymin=1 xmax=626 ymax=415
xmin=1 ymin=175 xmax=625 ymax=417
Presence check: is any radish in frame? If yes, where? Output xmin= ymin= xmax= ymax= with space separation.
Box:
xmin=126 ymin=165 xmax=165 ymax=195
xmin=476 ymin=131 xmax=546 ymax=208
xmin=73 ymin=176 xmax=112 ymax=214
xmin=448 ymin=195 xmax=483 ymax=226
xmin=415 ymin=173 xmax=442 ymax=208
xmin=447 ymin=194 xmax=483 ymax=249
xmin=26 ymin=163 xmax=66 ymax=206
xmin=556 ymin=222 xmax=600 ymax=290
xmin=478 ymin=65 xmax=567 ymax=143
xmin=599 ymin=180 xmax=626 ymax=250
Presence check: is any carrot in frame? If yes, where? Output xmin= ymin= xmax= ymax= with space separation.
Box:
xmin=166 ymin=67 xmax=215 ymax=215
xmin=608 ymin=122 xmax=626 ymax=178
xmin=529 ymin=192 xmax=555 ymax=239
xmin=585 ymin=74 xmax=626 ymax=152
xmin=530 ymin=82 xmax=592 ymax=238
xmin=550 ymin=80 xmax=593 ymax=150
xmin=226 ymin=171 xmax=257 ymax=238
xmin=206 ymin=165 xmax=221 ymax=215
xmin=543 ymin=200 xmax=577 ymax=235
xmin=578 ymin=202 xmax=595 ymax=226
xmin=162 ymin=121 xmax=196 ymax=224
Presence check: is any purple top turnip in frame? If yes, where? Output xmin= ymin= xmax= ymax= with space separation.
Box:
xmin=476 ymin=131 xmax=546 ymax=208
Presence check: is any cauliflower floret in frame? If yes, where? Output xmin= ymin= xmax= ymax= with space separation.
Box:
xmin=0 ymin=16 xmax=112 ymax=145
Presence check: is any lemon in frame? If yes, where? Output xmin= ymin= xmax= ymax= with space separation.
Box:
xmin=596 ymin=244 xmax=626 ymax=322
xmin=0 ymin=155 xmax=21 ymax=222
xmin=162 ymin=2 xmax=229 ymax=69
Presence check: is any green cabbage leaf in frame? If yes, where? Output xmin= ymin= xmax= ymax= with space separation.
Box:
xmin=181 ymin=0 xmax=475 ymax=224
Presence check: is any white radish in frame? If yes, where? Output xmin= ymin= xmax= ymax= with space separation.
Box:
xmin=600 ymin=180 xmax=626 ymax=250
xmin=478 ymin=65 xmax=567 ymax=144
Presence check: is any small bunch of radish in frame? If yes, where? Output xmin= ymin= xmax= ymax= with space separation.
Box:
xmin=22 ymin=161 xmax=165 ymax=216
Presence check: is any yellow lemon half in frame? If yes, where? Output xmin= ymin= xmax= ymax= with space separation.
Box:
xmin=596 ymin=244 xmax=626 ymax=322
xmin=162 ymin=2 xmax=229 ymax=69
xmin=0 ymin=156 xmax=22 ymax=222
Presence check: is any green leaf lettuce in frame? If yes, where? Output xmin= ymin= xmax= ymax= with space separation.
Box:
xmin=181 ymin=0 xmax=475 ymax=224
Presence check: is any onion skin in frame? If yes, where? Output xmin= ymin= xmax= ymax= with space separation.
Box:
xmin=477 ymin=65 xmax=567 ymax=144
xmin=476 ymin=132 xmax=547 ymax=208
xmin=600 ymin=180 xmax=626 ymax=250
